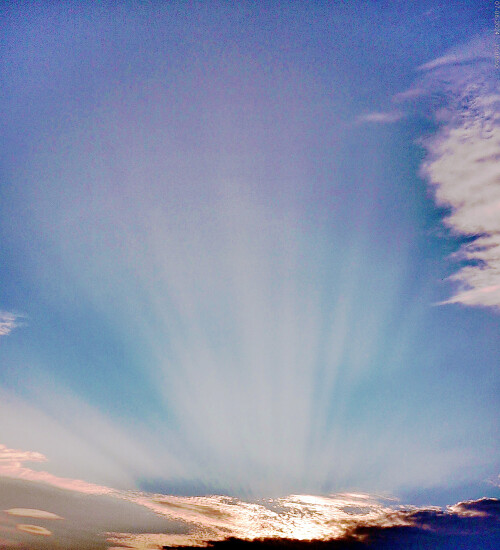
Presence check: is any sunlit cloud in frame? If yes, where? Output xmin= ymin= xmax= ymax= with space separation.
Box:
xmin=107 ymin=492 xmax=411 ymax=548
xmin=448 ymin=498 xmax=493 ymax=518
xmin=16 ymin=524 xmax=52 ymax=536
xmin=4 ymin=509 xmax=63 ymax=520
xmin=107 ymin=495 xmax=500 ymax=549
xmin=1 ymin=441 xmax=499 ymax=548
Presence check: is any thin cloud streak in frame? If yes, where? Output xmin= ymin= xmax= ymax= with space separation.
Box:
xmin=356 ymin=112 xmax=403 ymax=124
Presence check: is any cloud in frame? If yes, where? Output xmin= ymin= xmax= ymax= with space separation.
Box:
xmin=0 ymin=312 xmax=23 ymax=337
xmin=0 ymin=443 xmax=113 ymax=495
xmin=16 ymin=524 xmax=52 ymax=536
xmin=4 ymin=509 xmax=63 ymax=520
xmin=416 ymin=36 xmax=493 ymax=71
xmin=111 ymin=492 xmax=401 ymax=545
xmin=107 ymin=496 xmax=500 ymax=549
xmin=395 ymin=35 xmax=500 ymax=309
xmin=448 ymin=497 xmax=500 ymax=518
xmin=2 ymin=444 xmax=498 ymax=548
xmin=356 ymin=112 xmax=403 ymax=124
xmin=391 ymin=88 xmax=425 ymax=102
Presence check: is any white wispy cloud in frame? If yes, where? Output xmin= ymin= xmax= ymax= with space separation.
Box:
xmin=394 ymin=35 xmax=500 ymax=309
xmin=356 ymin=111 xmax=403 ymax=124
xmin=0 ymin=311 xmax=23 ymax=337
xmin=392 ymin=88 xmax=426 ymax=102
xmin=417 ymin=37 xmax=500 ymax=309
xmin=417 ymin=35 xmax=493 ymax=72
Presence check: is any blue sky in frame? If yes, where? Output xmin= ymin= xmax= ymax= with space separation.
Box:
xmin=0 ymin=2 xmax=499 ymax=529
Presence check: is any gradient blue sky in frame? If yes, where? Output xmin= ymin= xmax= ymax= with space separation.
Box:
xmin=0 ymin=0 xmax=499 ymax=510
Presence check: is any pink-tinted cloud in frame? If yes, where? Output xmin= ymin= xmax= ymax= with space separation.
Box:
xmin=0 ymin=443 xmax=113 ymax=495
xmin=4 ymin=509 xmax=63 ymax=520
xmin=16 ymin=524 xmax=52 ymax=536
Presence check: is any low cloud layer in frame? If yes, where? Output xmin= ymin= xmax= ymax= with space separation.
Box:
xmin=1 ymin=442 xmax=499 ymax=549
xmin=106 ymin=496 xmax=500 ymax=549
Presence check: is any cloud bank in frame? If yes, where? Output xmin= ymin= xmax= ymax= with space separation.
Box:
xmin=2 ymin=442 xmax=498 ymax=549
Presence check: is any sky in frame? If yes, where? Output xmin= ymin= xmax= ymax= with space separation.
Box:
xmin=0 ymin=1 xmax=499 ymax=548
